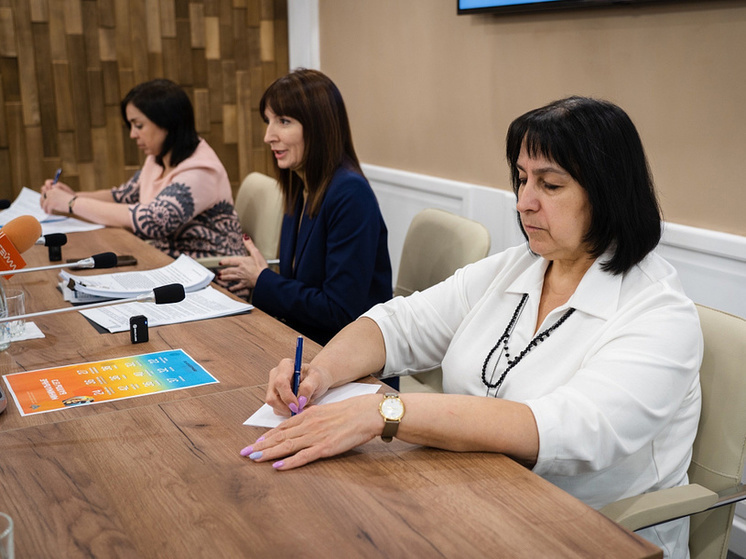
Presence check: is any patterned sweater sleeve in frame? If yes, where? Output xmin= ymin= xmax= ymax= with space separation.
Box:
xmin=111 ymin=171 xmax=141 ymax=203
xmin=129 ymin=166 xmax=219 ymax=240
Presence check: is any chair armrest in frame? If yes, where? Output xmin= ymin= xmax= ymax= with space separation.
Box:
xmin=599 ymin=484 xmax=717 ymax=531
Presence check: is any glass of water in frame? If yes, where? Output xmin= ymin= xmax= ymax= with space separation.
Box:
xmin=0 ymin=512 xmax=13 ymax=559
xmin=4 ymin=289 xmax=24 ymax=339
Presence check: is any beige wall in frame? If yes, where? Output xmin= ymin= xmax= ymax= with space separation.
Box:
xmin=318 ymin=0 xmax=746 ymax=237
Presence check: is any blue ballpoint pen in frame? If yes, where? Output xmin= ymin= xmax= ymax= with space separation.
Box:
xmin=291 ymin=336 xmax=303 ymax=416
xmin=52 ymin=168 xmax=62 ymax=185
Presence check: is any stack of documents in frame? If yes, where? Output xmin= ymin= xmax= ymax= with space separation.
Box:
xmin=60 ymin=254 xmax=253 ymax=333
xmin=60 ymin=254 xmax=215 ymax=299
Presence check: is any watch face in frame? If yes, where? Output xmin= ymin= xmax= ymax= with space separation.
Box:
xmin=381 ymin=397 xmax=404 ymax=420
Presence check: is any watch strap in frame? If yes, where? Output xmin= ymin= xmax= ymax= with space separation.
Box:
xmin=381 ymin=418 xmax=399 ymax=443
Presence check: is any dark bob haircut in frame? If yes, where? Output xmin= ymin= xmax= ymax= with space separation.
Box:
xmin=120 ymin=79 xmax=200 ymax=168
xmin=506 ymin=96 xmax=661 ymax=275
xmin=259 ymin=68 xmax=362 ymax=217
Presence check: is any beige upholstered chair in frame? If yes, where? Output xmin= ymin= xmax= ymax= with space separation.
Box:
xmin=396 ymin=208 xmax=491 ymax=393
xmin=600 ymin=304 xmax=746 ymax=559
xmin=233 ymin=172 xmax=284 ymax=261
xmin=394 ymin=208 xmax=491 ymax=297
xmin=197 ymin=172 xmax=284 ymax=268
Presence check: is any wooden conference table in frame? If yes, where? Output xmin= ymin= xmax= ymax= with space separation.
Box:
xmin=0 ymin=228 xmax=662 ymax=558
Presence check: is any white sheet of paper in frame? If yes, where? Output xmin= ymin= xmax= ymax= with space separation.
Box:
xmin=244 ymin=382 xmax=383 ymax=428
xmin=0 ymin=187 xmax=61 ymax=225
xmin=10 ymin=321 xmax=45 ymax=341
xmin=79 ymin=285 xmax=253 ymax=332
xmin=0 ymin=187 xmax=104 ymax=232
xmin=40 ymin=217 xmax=105 ymax=234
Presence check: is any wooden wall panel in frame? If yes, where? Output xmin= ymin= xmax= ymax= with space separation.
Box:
xmin=0 ymin=75 xmax=7 ymax=148
xmin=0 ymin=8 xmax=17 ymax=57
xmin=0 ymin=0 xmax=286 ymax=197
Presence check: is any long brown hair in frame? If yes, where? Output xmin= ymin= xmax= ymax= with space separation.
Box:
xmin=259 ymin=69 xmax=362 ymax=216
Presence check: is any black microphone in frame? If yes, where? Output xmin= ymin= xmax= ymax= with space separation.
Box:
xmin=0 ymin=199 xmax=10 ymax=210
xmin=0 ymin=283 xmax=187 ymax=324
xmin=36 ymin=233 xmax=68 ymax=247
xmin=75 ymin=252 xmax=118 ymax=269
xmin=140 ymin=283 xmax=186 ymax=304
xmin=36 ymin=233 xmax=68 ymax=262
xmin=0 ymin=251 xmax=118 ymax=277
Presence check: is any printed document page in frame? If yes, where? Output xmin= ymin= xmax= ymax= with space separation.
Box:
xmin=79 ymin=285 xmax=253 ymax=332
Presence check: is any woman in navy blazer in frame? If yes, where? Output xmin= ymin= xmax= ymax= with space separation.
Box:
xmin=219 ymin=69 xmax=392 ymax=347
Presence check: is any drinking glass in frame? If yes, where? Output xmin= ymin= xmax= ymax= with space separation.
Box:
xmin=0 ymin=284 xmax=8 ymax=352
xmin=0 ymin=512 xmax=13 ymax=559
xmin=4 ymin=289 xmax=24 ymax=339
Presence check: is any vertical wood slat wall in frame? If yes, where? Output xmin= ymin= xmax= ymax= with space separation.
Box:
xmin=0 ymin=0 xmax=288 ymax=200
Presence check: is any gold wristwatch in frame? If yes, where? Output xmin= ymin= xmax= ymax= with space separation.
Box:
xmin=379 ymin=393 xmax=405 ymax=442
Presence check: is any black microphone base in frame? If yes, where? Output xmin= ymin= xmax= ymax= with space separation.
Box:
xmin=48 ymin=245 xmax=62 ymax=262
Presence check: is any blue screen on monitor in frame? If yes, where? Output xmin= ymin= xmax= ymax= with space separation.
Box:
xmin=457 ymin=0 xmax=687 ymax=15
xmin=460 ymin=0 xmax=564 ymax=8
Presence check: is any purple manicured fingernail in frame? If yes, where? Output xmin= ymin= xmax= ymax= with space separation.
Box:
xmin=240 ymin=446 xmax=253 ymax=456
xmin=272 ymin=461 xmax=284 ymax=469
xmin=298 ymin=396 xmax=307 ymax=411
xmin=255 ymin=436 xmax=265 ymax=443
xmin=288 ymin=403 xmax=299 ymax=414
xmin=249 ymin=451 xmax=263 ymax=460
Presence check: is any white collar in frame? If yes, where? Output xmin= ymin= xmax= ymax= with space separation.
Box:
xmin=505 ymin=250 xmax=622 ymax=321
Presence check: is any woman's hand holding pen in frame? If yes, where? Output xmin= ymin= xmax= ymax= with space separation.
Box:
xmin=40 ymin=180 xmax=76 ymax=214
xmin=41 ymin=176 xmax=73 ymax=196
xmin=243 ymin=319 xmax=390 ymax=469
xmin=265 ymin=357 xmax=333 ymax=417
xmin=218 ymin=236 xmax=268 ymax=291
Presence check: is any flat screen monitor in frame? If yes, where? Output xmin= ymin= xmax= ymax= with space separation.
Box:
xmin=458 ymin=0 xmax=697 ymax=16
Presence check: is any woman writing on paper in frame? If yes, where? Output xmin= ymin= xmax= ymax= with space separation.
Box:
xmin=40 ymin=79 xmax=244 ymax=260
xmin=243 ymin=97 xmax=702 ymax=558
xmin=218 ymin=69 xmax=392 ymax=347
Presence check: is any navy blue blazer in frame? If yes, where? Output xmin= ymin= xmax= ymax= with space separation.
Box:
xmin=252 ymin=167 xmax=392 ymax=345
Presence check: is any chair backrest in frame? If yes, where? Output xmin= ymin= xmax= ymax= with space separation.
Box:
xmin=394 ymin=208 xmax=491 ymax=297
xmin=688 ymin=304 xmax=746 ymax=559
xmin=395 ymin=209 xmax=491 ymax=393
xmin=234 ymin=172 xmax=284 ymax=261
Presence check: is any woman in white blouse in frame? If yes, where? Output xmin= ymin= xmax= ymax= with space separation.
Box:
xmin=242 ymin=97 xmax=703 ymax=558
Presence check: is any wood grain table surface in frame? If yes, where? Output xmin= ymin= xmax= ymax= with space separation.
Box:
xmin=0 ymin=226 xmax=662 ymax=558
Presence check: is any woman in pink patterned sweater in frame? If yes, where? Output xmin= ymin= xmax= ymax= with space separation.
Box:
xmin=41 ymin=79 xmax=244 ymax=259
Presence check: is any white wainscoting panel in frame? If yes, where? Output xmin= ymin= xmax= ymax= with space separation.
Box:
xmin=365 ymin=162 xmax=746 ymax=320
xmin=364 ymin=161 xmax=746 ymax=556
xmin=363 ymin=163 xmax=524 ymax=283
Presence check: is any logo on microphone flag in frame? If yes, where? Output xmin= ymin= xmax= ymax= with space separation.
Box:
xmin=0 ymin=231 xmax=26 ymax=279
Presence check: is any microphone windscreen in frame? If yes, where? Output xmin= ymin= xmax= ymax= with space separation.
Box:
xmin=2 ymin=215 xmax=42 ymax=253
xmin=91 ymin=252 xmax=118 ymax=268
xmin=42 ymin=233 xmax=67 ymax=247
xmin=0 ymin=200 xmax=10 ymax=210
xmin=153 ymin=283 xmax=185 ymax=304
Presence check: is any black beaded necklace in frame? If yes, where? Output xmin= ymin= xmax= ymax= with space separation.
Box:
xmin=481 ymin=293 xmax=576 ymax=395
